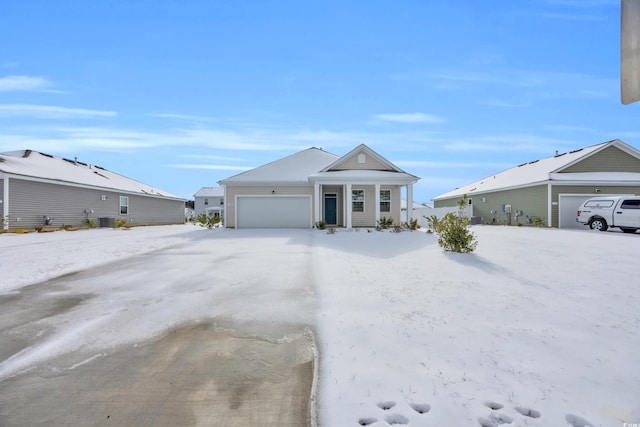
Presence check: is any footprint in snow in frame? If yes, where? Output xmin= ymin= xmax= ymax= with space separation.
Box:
xmin=358 ymin=417 xmax=377 ymax=426
xmin=515 ymin=406 xmax=541 ymax=418
xmin=565 ymin=414 xmax=595 ymax=427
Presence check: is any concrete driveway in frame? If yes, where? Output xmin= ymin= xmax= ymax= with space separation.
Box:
xmin=0 ymin=229 xmax=317 ymax=426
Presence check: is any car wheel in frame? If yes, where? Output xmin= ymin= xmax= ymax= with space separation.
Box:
xmin=621 ymin=227 xmax=637 ymax=234
xmin=589 ymin=218 xmax=608 ymax=231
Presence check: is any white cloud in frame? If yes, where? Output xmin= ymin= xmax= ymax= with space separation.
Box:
xmin=0 ymin=75 xmax=52 ymax=92
xmin=374 ymin=112 xmax=446 ymax=123
xmin=150 ymin=113 xmax=216 ymax=122
xmin=0 ymin=104 xmax=117 ymax=119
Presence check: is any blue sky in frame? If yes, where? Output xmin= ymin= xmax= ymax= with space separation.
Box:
xmin=1 ymin=0 xmax=638 ymax=202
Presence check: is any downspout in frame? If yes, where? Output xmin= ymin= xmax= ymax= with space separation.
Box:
xmin=2 ymin=175 xmax=8 ymax=230
xmin=547 ymin=182 xmax=553 ymax=228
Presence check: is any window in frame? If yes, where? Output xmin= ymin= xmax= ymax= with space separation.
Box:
xmin=621 ymin=199 xmax=640 ymax=209
xmin=352 ymin=189 xmax=365 ymax=212
xmin=204 ymin=198 xmax=209 ymax=205
xmin=380 ymin=189 xmax=390 ymax=212
xmin=220 ymin=199 xmax=224 ymax=205
xmin=119 ymin=196 xmax=129 ymax=215
xmin=585 ymin=200 xmax=614 ymax=208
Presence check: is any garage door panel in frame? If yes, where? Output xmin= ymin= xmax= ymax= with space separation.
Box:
xmin=237 ymin=196 xmax=311 ymax=228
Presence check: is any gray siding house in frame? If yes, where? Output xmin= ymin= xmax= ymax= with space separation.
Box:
xmin=1 ymin=150 xmax=185 ymax=230
xmin=432 ymin=139 xmax=640 ymax=228
xmin=193 ymin=187 xmax=224 ymax=219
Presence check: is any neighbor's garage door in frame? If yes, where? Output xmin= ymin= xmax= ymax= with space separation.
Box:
xmin=236 ymin=196 xmax=312 ymax=228
xmin=558 ymin=194 xmax=598 ymax=229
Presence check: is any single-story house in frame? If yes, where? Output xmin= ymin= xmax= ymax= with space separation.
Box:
xmin=432 ymin=139 xmax=640 ymax=228
xmin=1 ymin=149 xmax=185 ymax=229
xmin=218 ymin=144 xmax=419 ymax=229
xmin=193 ymin=187 xmax=225 ymax=219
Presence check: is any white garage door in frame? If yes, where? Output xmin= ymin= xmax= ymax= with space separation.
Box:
xmin=236 ymin=196 xmax=312 ymax=228
xmin=558 ymin=195 xmax=594 ymax=229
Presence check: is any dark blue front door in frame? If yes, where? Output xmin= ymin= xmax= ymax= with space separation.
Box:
xmin=324 ymin=195 xmax=337 ymax=225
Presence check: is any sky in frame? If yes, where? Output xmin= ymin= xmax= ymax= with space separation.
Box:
xmin=1 ymin=225 xmax=638 ymax=426
xmin=1 ymin=0 xmax=639 ymax=202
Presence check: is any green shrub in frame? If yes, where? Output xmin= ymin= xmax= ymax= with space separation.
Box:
xmin=404 ymin=218 xmax=420 ymax=231
xmin=82 ymin=218 xmax=98 ymax=228
xmin=196 ymin=213 xmax=221 ymax=229
xmin=316 ymin=220 xmax=327 ymax=230
xmin=532 ymin=216 xmax=545 ymax=227
xmin=376 ymin=216 xmax=394 ymax=230
xmin=114 ymin=219 xmax=128 ymax=228
xmin=426 ymin=196 xmax=477 ymax=253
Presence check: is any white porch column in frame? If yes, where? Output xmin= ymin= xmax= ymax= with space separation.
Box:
xmin=2 ymin=176 xmax=8 ymax=230
xmin=345 ymin=183 xmax=352 ymax=229
xmin=406 ymin=183 xmax=414 ymax=223
xmin=314 ymin=183 xmax=320 ymax=225
xmin=374 ymin=183 xmax=380 ymax=225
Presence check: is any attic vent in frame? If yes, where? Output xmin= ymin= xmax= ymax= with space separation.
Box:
xmin=94 ymin=165 xmax=106 ymax=170
xmin=39 ymin=152 xmax=53 ymax=158
xmin=77 ymin=160 xmax=88 ymax=166
xmin=93 ymin=170 xmax=109 ymax=179
xmin=63 ymin=158 xmax=76 ymax=164
xmin=569 ymin=148 xmax=583 ymax=153
xmin=23 ymin=150 xmax=32 ymax=158
xmin=517 ymin=162 xmax=527 ymax=167
xmin=357 ymin=153 xmax=366 ymax=164
xmin=554 ymin=152 xmax=566 ymax=157
xmin=528 ymin=160 xmax=539 ymax=164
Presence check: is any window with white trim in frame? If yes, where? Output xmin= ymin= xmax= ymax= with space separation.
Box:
xmin=119 ymin=196 xmax=129 ymax=215
xmin=380 ymin=189 xmax=391 ymax=212
xmin=204 ymin=198 xmax=209 ymax=205
xmin=352 ymin=189 xmax=365 ymax=212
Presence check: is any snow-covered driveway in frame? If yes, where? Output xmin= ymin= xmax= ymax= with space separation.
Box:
xmin=1 ymin=224 xmax=639 ymax=427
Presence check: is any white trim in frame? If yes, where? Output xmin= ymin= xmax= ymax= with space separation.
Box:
xmin=547 ymin=182 xmax=553 ymax=227
xmin=2 ymin=175 xmax=8 ymax=230
xmin=406 ymin=183 xmax=414 ymax=223
xmin=314 ymin=183 xmax=320 ymax=224
xmin=345 ymin=183 xmax=352 ymax=228
xmin=375 ymin=184 xmax=381 ymax=224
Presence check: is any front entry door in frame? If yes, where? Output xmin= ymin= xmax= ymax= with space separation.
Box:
xmin=324 ymin=194 xmax=337 ymax=225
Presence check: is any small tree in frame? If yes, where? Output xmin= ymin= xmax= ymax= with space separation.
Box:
xmin=426 ymin=195 xmax=477 ymax=253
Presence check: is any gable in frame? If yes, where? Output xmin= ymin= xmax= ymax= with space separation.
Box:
xmin=329 ymin=150 xmax=391 ymax=171
xmin=323 ymin=144 xmax=403 ymax=172
xmin=560 ymin=145 xmax=640 ymax=173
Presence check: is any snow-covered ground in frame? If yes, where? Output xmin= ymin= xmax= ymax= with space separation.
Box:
xmin=1 ymin=224 xmax=639 ymax=426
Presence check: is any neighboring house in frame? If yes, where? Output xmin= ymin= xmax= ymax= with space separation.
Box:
xmin=432 ymin=139 xmax=640 ymax=229
xmin=1 ymin=149 xmax=185 ymax=229
xmin=219 ymin=144 xmax=419 ymax=229
xmin=193 ymin=187 xmax=224 ymax=219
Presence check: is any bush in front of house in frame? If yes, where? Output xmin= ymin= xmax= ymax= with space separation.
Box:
xmin=196 ymin=213 xmax=221 ymax=229
xmin=425 ymin=195 xmax=477 ymax=253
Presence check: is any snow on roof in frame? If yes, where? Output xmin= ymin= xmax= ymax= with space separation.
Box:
xmin=0 ymin=149 xmax=184 ymax=200
xmin=219 ymin=147 xmax=340 ymax=185
xmin=194 ymin=187 xmax=224 ymax=197
xmin=433 ymin=140 xmax=633 ymax=200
